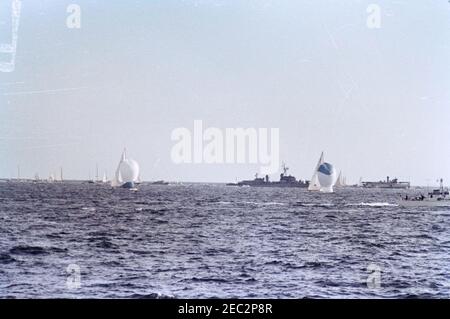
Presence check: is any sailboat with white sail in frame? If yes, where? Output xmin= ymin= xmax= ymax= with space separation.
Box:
xmin=102 ymin=171 xmax=108 ymax=183
xmin=111 ymin=149 xmax=140 ymax=189
xmin=308 ymin=152 xmax=324 ymax=191
xmin=308 ymin=152 xmax=337 ymax=193
xmin=334 ymin=171 xmax=346 ymax=188
xmin=95 ymin=164 xmax=99 ymax=183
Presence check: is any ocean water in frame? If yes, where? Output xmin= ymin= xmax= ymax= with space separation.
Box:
xmin=0 ymin=181 xmax=449 ymax=298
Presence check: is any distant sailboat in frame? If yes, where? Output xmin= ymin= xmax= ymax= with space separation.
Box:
xmin=308 ymin=152 xmax=337 ymax=193
xmin=48 ymin=173 xmax=55 ymax=182
xmin=111 ymin=149 xmax=140 ymax=189
xmin=357 ymin=177 xmax=363 ymax=187
xmin=334 ymin=171 xmax=345 ymax=188
xmin=87 ymin=170 xmax=95 ymax=183
xmin=102 ymin=171 xmax=108 ymax=183
xmin=308 ymin=152 xmax=324 ymax=191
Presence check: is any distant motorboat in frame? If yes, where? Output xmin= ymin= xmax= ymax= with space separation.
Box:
xmin=400 ymin=197 xmax=450 ymax=207
xmin=151 ymin=180 xmax=169 ymax=185
xmin=400 ymin=179 xmax=449 ymax=207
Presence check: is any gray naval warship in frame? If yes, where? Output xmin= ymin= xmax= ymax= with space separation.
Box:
xmin=227 ymin=163 xmax=309 ymax=188
xmin=362 ymin=176 xmax=410 ymax=189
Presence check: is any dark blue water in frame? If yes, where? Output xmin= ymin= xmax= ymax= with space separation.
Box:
xmin=0 ymin=181 xmax=449 ymax=298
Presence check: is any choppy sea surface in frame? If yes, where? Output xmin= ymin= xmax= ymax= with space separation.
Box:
xmin=0 ymin=181 xmax=449 ymax=298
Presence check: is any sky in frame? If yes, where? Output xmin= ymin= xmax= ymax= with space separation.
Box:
xmin=0 ymin=0 xmax=449 ymax=185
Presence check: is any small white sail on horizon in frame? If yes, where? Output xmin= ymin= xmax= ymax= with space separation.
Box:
xmin=102 ymin=171 xmax=108 ymax=183
xmin=334 ymin=171 xmax=345 ymax=187
xmin=95 ymin=164 xmax=100 ymax=182
xmin=112 ymin=150 xmax=126 ymax=187
xmin=308 ymin=152 xmax=324 ymax=191
xmin=357 ymin=177 xmax=363 ymax=187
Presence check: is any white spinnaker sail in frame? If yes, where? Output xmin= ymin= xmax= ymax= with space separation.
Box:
xmin=308 ymin=152 xmax=324 ymax=191
xmin=111 ymin=149 xmax=140 ymax=187
xmin=119 ymin=159 xmax=139 ymax=182
xmin=102 ymin=172 xmax=107 ymax=183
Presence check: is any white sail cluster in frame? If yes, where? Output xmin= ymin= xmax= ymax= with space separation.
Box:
xmin=308 ymin=152 xmax=338 ymax=193
xmin=111 ymin=149 xmax=140 ymax=188
xmin=334 ymin=171 xmax=347 ymax=188
xmin=102 ymin=172 xmax=108 ymax=183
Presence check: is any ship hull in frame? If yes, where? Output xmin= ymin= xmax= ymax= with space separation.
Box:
xmin=399 ymin=199 xmax=450 ymax=207
xmin=362 ymin=183 xmax=410 ymax=189
xmin=230 ymin=182 xmax=309 ymax=188
xmin=121 ymin=182 xmax=135 ymax=189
